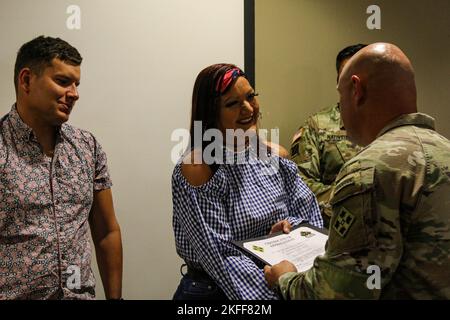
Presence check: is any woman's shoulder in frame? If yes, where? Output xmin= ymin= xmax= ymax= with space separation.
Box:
xmin=181 ymin=164 xmax=213 ymax=187
xmin=178 ymin=149 xmax=214 ymax=187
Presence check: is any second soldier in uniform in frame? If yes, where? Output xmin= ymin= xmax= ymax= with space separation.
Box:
xmin=290 ymin=44 xmax=366 ymax=227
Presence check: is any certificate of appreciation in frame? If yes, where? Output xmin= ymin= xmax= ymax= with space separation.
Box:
xmin=233 ymin=224 xmax=328 ymax=271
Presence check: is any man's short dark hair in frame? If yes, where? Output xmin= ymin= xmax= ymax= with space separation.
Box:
xmin=336 ymin=44 xmax=367 ymax=73
xmin=14 ymin=35 xmax=82 ymax=93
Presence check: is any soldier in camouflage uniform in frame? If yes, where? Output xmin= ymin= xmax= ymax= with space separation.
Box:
xmin=291 ymin=44 xmax=366 ymax=227
xmin=265 ymin=43 xmax=450 ymax=299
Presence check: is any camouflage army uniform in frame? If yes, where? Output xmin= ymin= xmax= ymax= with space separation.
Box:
xmin=290 ymin=104 xmax=360 ymax=226
xmin=278 ymin=113 xmax=450 ymax=299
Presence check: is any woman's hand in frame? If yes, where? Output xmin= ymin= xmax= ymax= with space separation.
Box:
xmin=269 ymin=220 xmax=292 ymax=235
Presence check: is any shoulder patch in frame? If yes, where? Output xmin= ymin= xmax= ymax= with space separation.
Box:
xmin=333 ymin=207 xmax=355 ymax=238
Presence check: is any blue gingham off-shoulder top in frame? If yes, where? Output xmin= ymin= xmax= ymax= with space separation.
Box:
xmin=172 ymin=146 xmax=323 ymax=299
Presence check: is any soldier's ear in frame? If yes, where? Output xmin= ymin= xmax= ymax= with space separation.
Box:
xmin=351 ymin=75 xmax=366 ymax=107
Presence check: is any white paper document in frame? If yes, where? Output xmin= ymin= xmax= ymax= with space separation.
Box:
xmin=242 ymin=225 xmax=328 ymax=272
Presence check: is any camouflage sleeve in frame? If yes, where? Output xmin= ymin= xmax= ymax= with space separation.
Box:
xmin=277 ymin=160 xmax=403 ymax=299
xmin=290 ymin=117 xmax=333 ymax=202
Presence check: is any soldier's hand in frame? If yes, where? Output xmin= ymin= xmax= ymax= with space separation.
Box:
xmin=264 ymin=260 xmax=297 ymax=289
xmin=269 ymin=220 xmax=291 ymax=235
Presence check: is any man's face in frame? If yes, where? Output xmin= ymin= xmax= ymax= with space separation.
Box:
xmin=27 ymin=58 xmax=80 ymax=126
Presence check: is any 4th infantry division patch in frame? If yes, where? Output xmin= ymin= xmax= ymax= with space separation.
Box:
xmin=333 ymin=207 xmax=355 ymax=237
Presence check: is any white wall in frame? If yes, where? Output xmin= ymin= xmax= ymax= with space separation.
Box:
xmin=0 ymin=0 xmax=245 ymax=299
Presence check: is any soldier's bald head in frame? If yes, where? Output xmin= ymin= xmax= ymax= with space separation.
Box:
xmin=341 ymin=43 xmax=417 ymax=111
xmin=337 ymin=43 xmax=418 ymax=146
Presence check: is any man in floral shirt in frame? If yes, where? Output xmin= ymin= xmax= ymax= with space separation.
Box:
xmin=0 ymin=35 xmax=123 ymax=299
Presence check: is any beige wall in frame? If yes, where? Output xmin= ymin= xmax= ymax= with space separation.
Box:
xmin=256 ymin=0 xmax=450 ymax=149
